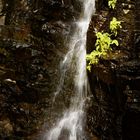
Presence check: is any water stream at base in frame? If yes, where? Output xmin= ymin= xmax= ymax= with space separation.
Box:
xmin=43 ymin=0 xmax=95 ymax=140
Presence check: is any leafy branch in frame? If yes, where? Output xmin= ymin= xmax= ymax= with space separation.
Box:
xmin=86 ymin=0 xmax=122 ymax=71
xmin=108 ymin=0 xmax=117 ymax=9
xmin=86 ymin=32 xmax=118 ymax=71
xmin=110 ymin=17 xmax=122 ymax=36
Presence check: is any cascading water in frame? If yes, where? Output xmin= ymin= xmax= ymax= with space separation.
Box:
xmin=43 ymin=0 xmax=95 ymax=139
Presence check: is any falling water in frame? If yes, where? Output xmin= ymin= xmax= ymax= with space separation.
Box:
xmin=43 ymin=0 xmax=95 ymax=139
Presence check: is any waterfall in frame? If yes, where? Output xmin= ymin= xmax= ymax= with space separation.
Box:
xmin=43 ymin=0 xmax=95 ymax=139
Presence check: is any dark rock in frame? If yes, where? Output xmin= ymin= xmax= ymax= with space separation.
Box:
xmin=87 ymin=0 xmax=140 ymax=140
xmin=0 ymin=0 xmax=78 ymax=139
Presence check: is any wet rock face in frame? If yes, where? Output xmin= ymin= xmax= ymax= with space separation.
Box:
xmin=0 ymin=0 xmax=80 ymax=139
xmin=87 ymin=0 xmax=140 ymax=140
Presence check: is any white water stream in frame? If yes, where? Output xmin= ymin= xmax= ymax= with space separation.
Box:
xmin=43 ymin=0 xmax=95 ymax=139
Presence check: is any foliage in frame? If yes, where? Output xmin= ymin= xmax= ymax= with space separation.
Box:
xmin=86 ymin=32 xmax=119 ymax=71
xmin=108 ymin=0 xmax=117 ymax=9
xmin=86 ymin=0 xmax=121 ymax=71
xmin=110 ymin=17 xmax=122 ymax=36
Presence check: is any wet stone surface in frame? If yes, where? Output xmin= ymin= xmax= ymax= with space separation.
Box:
xmin=87 ymin=0 xmax=140 ymax=140
xmin=0 ymin=0 xmax=80 ymax=139
xmin=0 ymin=0 xmax=140 ymax=140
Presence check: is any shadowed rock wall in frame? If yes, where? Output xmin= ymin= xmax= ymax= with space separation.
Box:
xmin=0 ymin=0 xmax=139 ymax=140
xmin=0 ymin=0 xmax=79 ymax=139
xmin=87 ymin=0 xmax=140 ymax=140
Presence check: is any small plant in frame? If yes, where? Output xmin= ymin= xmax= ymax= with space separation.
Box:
xmin=86 ymin=50 xmax=101 ymax=71
xmin=86 ymin=0 xmax=121 ymax=71
xmin=108 ymin=0 xmax=117 ymax=9
xmin=86 ymin=32 xmax=119 ymax=71
xmin=110 ymin=17 xmax=122 ymax=36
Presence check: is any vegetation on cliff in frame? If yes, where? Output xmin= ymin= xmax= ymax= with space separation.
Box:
xmin=86 ymin=0 xmax=121 ymax=71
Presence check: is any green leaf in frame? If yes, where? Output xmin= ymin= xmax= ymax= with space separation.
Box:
xmin=108 ymin=0 xmax=117 ymax=9
xmin=110 ymin=17 xmax=122 ymax=36
xmin=112 ymin=40 xmax=119 ymax=46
